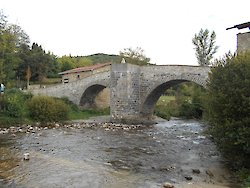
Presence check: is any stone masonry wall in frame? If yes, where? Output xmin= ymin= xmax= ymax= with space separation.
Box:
xmin=61 ymin=65 xmax=111 ymax=83
xmin=31 ymin=71 xmax=110 ymax=105
xmin=237 ymin=32 xmax=250 ymax=53
xmin=110 ymin=63 xmax=141 ymax=123
xmin=139 ymin=65 xmax=210 ymax=118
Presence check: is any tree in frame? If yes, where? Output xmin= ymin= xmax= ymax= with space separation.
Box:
xmin=25 ymin=65 xmax=31 ymax=89
xmin=75 ymin=57 xmax=93 ymax=68
xmin=0 ymin=11 xmax=30 ymax=86
xmin=192 ymin=29 xmax=218 ymax=66
xmin=205 ymin=52 xmax=250 ymax=169
xmin=57 ymin=55 xmax=76 ymax=72
xmin=119 ymin=47 xmax=150 ymax=65
xmin=29 ymin=43 xmax=51 ymax=82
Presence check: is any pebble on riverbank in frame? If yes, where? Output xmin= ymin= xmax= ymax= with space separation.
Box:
xmin=0 ymin=121 xmax=149 ymax=135
xmin=23 ymin=153 xmax=30 ymax=160
xmin=163 ymin=182 xmax=175 ymax=188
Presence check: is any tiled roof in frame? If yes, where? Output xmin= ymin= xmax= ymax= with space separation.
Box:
xmin=58 ymin=62 xmax=111 ymax=75
xmin=226 ymin=21 xmax=250 ymax=30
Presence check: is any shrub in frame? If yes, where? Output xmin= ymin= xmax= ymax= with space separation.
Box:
xmin=60 ymin=97 xmax=79 ymax=112
xmin=28 ymin=96 xmax=69 ymax=122
xmin=155 ymin=100 xmax=179 ymax=120
xmin=0 ymin=89 xmax=32 ymax=118
xmin=205 ymin=52 xmax=250 ymax=169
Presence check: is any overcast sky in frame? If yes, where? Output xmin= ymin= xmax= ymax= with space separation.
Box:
xmin=1 ymin=0 xmax=250 ymax=65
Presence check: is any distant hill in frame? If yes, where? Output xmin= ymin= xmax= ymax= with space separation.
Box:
xmin=77 ymin=53 xmax=122 ymax=64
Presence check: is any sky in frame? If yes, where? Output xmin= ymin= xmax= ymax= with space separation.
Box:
xmin=1 ymin=0 xmax=250 ymax=65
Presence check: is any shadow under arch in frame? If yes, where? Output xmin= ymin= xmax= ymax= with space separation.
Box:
xmin=140 ymin=79 xmax=205 ymax=119
xmin=80 ymin=84 xmax=109 ymax=109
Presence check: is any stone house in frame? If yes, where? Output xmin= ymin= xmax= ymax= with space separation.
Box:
xmin=59 ymin=62 xmax=111 ymax=83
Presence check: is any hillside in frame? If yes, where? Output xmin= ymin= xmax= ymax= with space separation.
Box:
xmin=78 ymin=53 xmax=122 ymax=64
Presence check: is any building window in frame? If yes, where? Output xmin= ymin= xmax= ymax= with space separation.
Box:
xmin=63 ymin=78 xmax=69 ymax=83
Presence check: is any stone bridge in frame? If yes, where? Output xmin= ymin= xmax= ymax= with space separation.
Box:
xmin=31 ymin=63 xmax=210 ymax=124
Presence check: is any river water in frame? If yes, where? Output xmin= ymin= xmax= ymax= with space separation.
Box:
xmin=0 ymin=119 xmax=238 ymax=188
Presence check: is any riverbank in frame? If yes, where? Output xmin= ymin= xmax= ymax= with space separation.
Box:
xmin=0 ymin=117 xmax=240 ymax=188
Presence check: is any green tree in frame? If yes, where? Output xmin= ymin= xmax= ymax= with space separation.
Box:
xmin=75 ymin=57 xmax=93 ymax=67
xmin=205 ymin=52 xmax=250 ymax=169
xmin=29 ymin=43 xmax=51 ymax=82
xmin=192 ymin=29 xmax=218 ymax=66
xmin=0 ymin=11 xmax=30 ymax=86
xmin=46 ymin=52 xmax=60 ymax=78
xmin=16 ymin=43 xmax=31 ymax=82
xmin=57 ymin=55 xmax=76 ymax=71
xmin=0 ymin=26 xmax=22 ymax=85
xmin=119 ymin=47 xmax=150 ymax=65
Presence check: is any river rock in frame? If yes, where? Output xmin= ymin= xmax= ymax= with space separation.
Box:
xmin=192 ymin=169 xmax=201 ymax=174
xmin=23 ymin=153 xmax=30 ymax=160
xmin=184 ymin=176 xmax=193 ymax=180
xmin=163 ymin=182 xmax=175 ymax=188
xmin=206 ymin=170 xmax=214 ymax=177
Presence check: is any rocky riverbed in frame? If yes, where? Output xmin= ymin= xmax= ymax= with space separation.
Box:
xmin=0 ymin=117 xmax=239 ymax=188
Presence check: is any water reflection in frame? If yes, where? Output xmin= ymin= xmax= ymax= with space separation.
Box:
xmin=0 ymin=119 xmax=235 ymax=188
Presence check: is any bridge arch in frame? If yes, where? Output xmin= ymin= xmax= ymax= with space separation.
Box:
xmin=138 ymin=65 xmax=209 ymax=120
xmin=140 ymin=79 xmax=205 ymax=118
xmin=30 ymin=71 xmax=111 ymax=107
xmin=80 ymin=84 xmax=109 ymax=108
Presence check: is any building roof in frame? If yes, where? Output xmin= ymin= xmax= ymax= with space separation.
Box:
xmin=58 ymin=62 xmax=111 ymax=75
xmin=226 ymin=21 xmax=250 ymax=30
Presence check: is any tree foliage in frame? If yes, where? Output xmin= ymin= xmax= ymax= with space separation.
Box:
xmin=0 ymin=11 xmax=30 ymax=86
xmin=192 ymin=29 xmax=218 ymax=66
xmin=119 ymin=47 xmax=151 ymax=65
xmin=205 ymin=52 xmax=250 ymax=169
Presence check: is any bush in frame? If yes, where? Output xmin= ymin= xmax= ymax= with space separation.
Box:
xmin=155 ymin=100 xmax=179 ymax=120
xmin=0 ymin=89 xmax=32 ymax=118
xmin=60 ymin=97 xmax=79 ymax=112
xmin=28 ymin=96 xmax=69 ymax=122
xmin=177 ymin=83 xmax=205 ymax=119
xmin=154 ymin=83 xmax=205 ymax=120
xmin=205 ymin=52 xmax=250 ymax=169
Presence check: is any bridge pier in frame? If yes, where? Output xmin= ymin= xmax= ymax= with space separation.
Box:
xmin=110 ymin=63 xmax=147 ymax=124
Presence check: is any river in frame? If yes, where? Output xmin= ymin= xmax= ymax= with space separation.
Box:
xmin=0 ymin=118 xmax=238 ymax=188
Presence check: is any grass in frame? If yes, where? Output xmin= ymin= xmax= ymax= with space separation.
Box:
xmin=157 ymin=95 xmax=175 ymax=105
xmin=30 ymin=78 xmax=61 ymax=85
xmin=0 ymin=115 xmax=32 ymax=128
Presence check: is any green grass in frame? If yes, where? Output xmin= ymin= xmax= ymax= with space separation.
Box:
xmin=0 ymin=115 xmax=32 ymax=128
xmin=30 ymin=78 xmax=61 ymax=85
xmin=157 ymin=95 xmax=175 ymax=105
